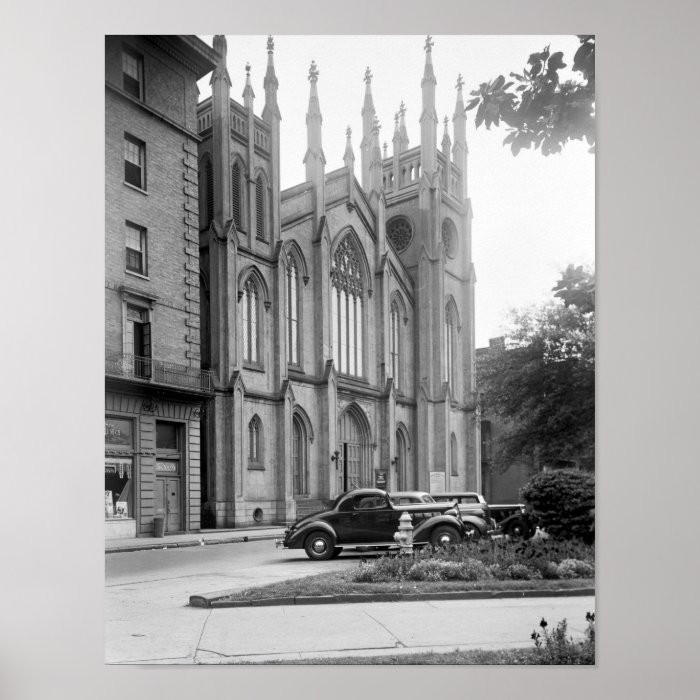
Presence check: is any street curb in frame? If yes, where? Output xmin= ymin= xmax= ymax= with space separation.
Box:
xmin=189 ymin=587 xmax=595 ymax=609
xmin=105 ymin=533 xmax=280 ymax=554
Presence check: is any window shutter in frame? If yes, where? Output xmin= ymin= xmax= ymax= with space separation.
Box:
xmin=231 ymin=163 xmax=241 ymax=228
xmin=206 ymin=161 xmax=214 ymax=226
xmin=141 ymin=322 xmax=152 ymax=379
xmin=256 ymin=177 xmax=264 ymax=239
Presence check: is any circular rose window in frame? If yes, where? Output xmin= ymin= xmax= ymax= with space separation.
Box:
xmin=387 ymin=217 xmax=413 ymax=253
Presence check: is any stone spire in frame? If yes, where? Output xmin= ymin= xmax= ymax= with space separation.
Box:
xmin=242 ymin=62 xmax=255 ymax=108
xmin=360 ymin=66 xmax=376 ymax=192
xmin=303 ymin=61 xmax=325 ymax=222
xmin=420 ymin=35 xmax=438 ymax=176
xmin=210 ymin=35 xmax=232 ymax=227
xmin=211 ymin=35 xmax=231 ymax=87
xmin=344 ymin=125 xmax=355 ymax=168
xmin=392 ymin=111 xmax=401 ymax=190
xmin=399 ymin=101 xmax=409 ymax=152
xmin=441 ymin=115 xmax=452 ymax=160
xmin=263 ymin=34 xmax=281 ymax=120
xmin=369 ymin=116 xmax=383 ymax=194
xmin=452 ymin=73 xmax=468 ymax=200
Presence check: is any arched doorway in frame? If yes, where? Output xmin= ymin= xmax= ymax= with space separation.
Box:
xmin=337 ymin=406 xmax=370 ymax=492
xmin=292 ymin=414 xmax=308 ymax=496
xmin=395 ymin=429 xmax=407 ymax=491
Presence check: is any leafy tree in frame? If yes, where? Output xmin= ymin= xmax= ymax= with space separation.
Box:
xmin=466 ymin=35 xmax=595 ymax=156
xmin=520 ymin=469 xmax=595 ymax=542
xmin=552 ymin=263 xmax=595 ymax=313
xmin=477 ymin=268 xmax=595 ymax=471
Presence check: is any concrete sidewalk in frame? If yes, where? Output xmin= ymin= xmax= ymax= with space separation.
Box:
xmin=105 ymin=525 xmax=285 ymax=553
xmin=107 ymin=595 xmax=595 ymax=664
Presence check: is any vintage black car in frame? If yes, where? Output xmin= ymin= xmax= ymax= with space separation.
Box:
xmin=276 ymin=488 xmax=466 ymax=560
xmin=489 ymin=504 xmax=536 ymax=539
xmin=390 ymin=491 xmax=493 ymax=539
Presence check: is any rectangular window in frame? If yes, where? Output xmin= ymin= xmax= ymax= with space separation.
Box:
xmin=124 ymin=134 xmax=146 ymax=190
xmin=125 ymin=222 xmax=147 ymax=275
xmin=156 ymin=422 xmax=179 ymax=451
xmin=122 ymin=47 xmax=143 ymax=99
xmin=126 ymin=304 xmax=151 ymax=378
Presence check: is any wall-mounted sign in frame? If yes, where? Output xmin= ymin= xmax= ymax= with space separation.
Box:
xmin=105 ymin=418 xmax=132 ymax=446
xmin=430 ymin=471 xmax=446 ymax=494
xmin=374 ymin=470 xmax=387 ymax=489
xmin=156 ymin=461 xmax=178 ymax=473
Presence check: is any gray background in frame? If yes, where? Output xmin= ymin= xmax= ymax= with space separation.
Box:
xmin=2 ymin=0 xmax=698 ymax=697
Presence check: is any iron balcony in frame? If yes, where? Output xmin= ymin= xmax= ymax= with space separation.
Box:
xmin=105 ymin=351 xmax=214 ymax=392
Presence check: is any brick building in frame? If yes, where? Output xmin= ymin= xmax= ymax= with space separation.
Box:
xmin=197 ymin=35 xmax=481 ymax=528
xmin=104 ymin=36 xmax=217 ymax=538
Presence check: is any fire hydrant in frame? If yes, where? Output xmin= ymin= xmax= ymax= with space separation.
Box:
xmin=393 ymin=511 xmax=414 ymax=555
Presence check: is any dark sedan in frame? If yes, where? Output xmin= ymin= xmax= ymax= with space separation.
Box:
xmin=276 ymin=488 xmax=466 ymax=560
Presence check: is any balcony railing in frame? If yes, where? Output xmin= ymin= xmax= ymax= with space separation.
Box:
xmin=106 ymin=352 xmax=214 ymax=392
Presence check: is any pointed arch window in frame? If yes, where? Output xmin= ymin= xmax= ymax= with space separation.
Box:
xmin=445 ymin=303 xmax=456 ymax=388
xmin=255 ymin=175 xmax=266 ymax=240
xmin=331 ymin=236 xmax=364 ymax=377
xmin=287 ymin=257 xmax=300 ymax=365
xmin=248 ymin=415 xmax=263 ymax=467
xmin=390 ymin=300 xmax=400 ymax=390
xmin=231 ymin=161 xmax=242 ymax=229
xmin=242 ymin=277 xmax=260 ymax=364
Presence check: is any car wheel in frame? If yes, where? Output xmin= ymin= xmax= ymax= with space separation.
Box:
xmin=505 ymin=520 xmax=527 ymax=540
xmin=463 ymin=523 xmax=481 ymax=541
xmin=430 ymin=525 xmax=462 ymax=548
xmin=304 ymin=531 xmax=335 ymax=560
xmin=330 ymin=547 xmax=343 ymax=558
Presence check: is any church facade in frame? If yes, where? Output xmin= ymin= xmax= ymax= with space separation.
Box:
xmin=197 ymin=35 xmax=481 ymax=528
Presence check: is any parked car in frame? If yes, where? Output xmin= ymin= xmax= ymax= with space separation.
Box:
xmin=488 ymin=503 xmax=536 ymax=540
xmin=431 ymin=492 xmax=497 ymax=538
xmin=389 ymin=491 xmax=436 ymax=505
xmin=276 ymin=488 xmax=466 ymax=560
xmin=392 ymin=491 xmax=492 ymax=540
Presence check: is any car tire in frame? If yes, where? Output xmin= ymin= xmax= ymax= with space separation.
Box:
xmin=330 ymin=547 xmax=343 ymax=558
xmin=429 ymin=525 xmax=462 ymax=548
xmin=463 ymin=523 xmax=481 ymax=541
xmin=505 ymin=520 xmax=527 ymax=540
xmin=304 ymin=531 xmax=335 ymax=560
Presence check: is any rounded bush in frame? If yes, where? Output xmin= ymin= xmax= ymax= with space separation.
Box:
xmin=557 ymin=558 xmax=595 ymax=579
xmin=520 ymin=469 xmax=595 ymax=542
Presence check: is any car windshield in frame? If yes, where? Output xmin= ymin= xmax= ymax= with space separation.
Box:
xmin=421 ymin=495 xmax=436 ymax=503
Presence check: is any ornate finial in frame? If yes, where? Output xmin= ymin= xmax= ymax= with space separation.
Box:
xmin=308 ymin=60 xmax=319 ymax=82
xmin=424 ymin=35 xmax=434 ymax=53
xmin=399 ymin=101 xmax=406 ymax=118
xmin=346 ymin=125 xmax=352 ymax=138
xmin=267 ymin=35 xmax=274 ymax=53
xmin=372 ymin=115 xmax=381 ymax=133
xmin=364 ymin=66 xmax=372 ymax=84
xmin=456 ymin=73 xmax=464 ymax=90
xmin=245 ymin=62 xmax=251 ymax=75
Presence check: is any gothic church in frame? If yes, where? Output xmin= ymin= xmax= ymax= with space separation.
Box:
xmin=197 ymin=35 xmax=480 ymax=527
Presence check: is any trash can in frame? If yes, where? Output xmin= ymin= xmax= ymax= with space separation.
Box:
xmin=153 ymin=515 xmax=165 ymax=538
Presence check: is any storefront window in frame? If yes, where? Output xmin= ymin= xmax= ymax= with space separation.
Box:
xmin=105 ymin=417 xmax=134 ymax=519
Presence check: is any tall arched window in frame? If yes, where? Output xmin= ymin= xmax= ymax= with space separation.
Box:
xmin=248 ymin=415 xmax=262 ymax=465
xmin=255 ymin=175 xmax=265 ymax=240
xmin=331 ymin=236 xmax=364 ymax=377
xmin=390 ymin=300 xmax=400 ymax=389
xmin=287 ymin=258 xmax=299 ymax=365
xmin=450 ymin=433 xmax=458 ymax=476
xmin=292 ymin=414 xmax=308 ymax=495
xmin=445 ymin=303 xmax=456 ymax=388
xmin=242 ymin=277 xmax=260 ymax=364
xmin=231 ymin=161 xmax=242 ymax=229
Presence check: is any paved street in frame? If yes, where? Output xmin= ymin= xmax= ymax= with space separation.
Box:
xmin=105 ymin=539 xmax=594 ymax=664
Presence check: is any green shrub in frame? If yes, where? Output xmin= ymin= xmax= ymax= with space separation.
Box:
xmin=557 ymin=558 xmax=595 ymax=579
xmin=530 ymin=613 xmax=595 ymax=664
xmin=520 ymin=469 xmax=595 ymax=542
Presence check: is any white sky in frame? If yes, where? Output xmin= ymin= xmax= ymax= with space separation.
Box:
xmin=197 ymin=35 xmax=595 ymax=348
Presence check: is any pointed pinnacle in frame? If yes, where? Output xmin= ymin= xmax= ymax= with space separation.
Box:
xmin=456 ymin=73 xmax=464 ymax=90
xmin=309 ymin=60 xmax=319 ymax=82
xmin=424 ymin=35 xmax=434 ymax=53
xmin=267 ymin=35 xmax=274 ymax=53
xmin=364 ymin=66 xmax=372 ymax=84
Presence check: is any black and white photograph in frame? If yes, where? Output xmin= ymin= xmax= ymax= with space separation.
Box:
xmin=5 ymin=0 xmax=700 ymax=696
xmin=104 ymin=33 xmax=595 ymax=665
